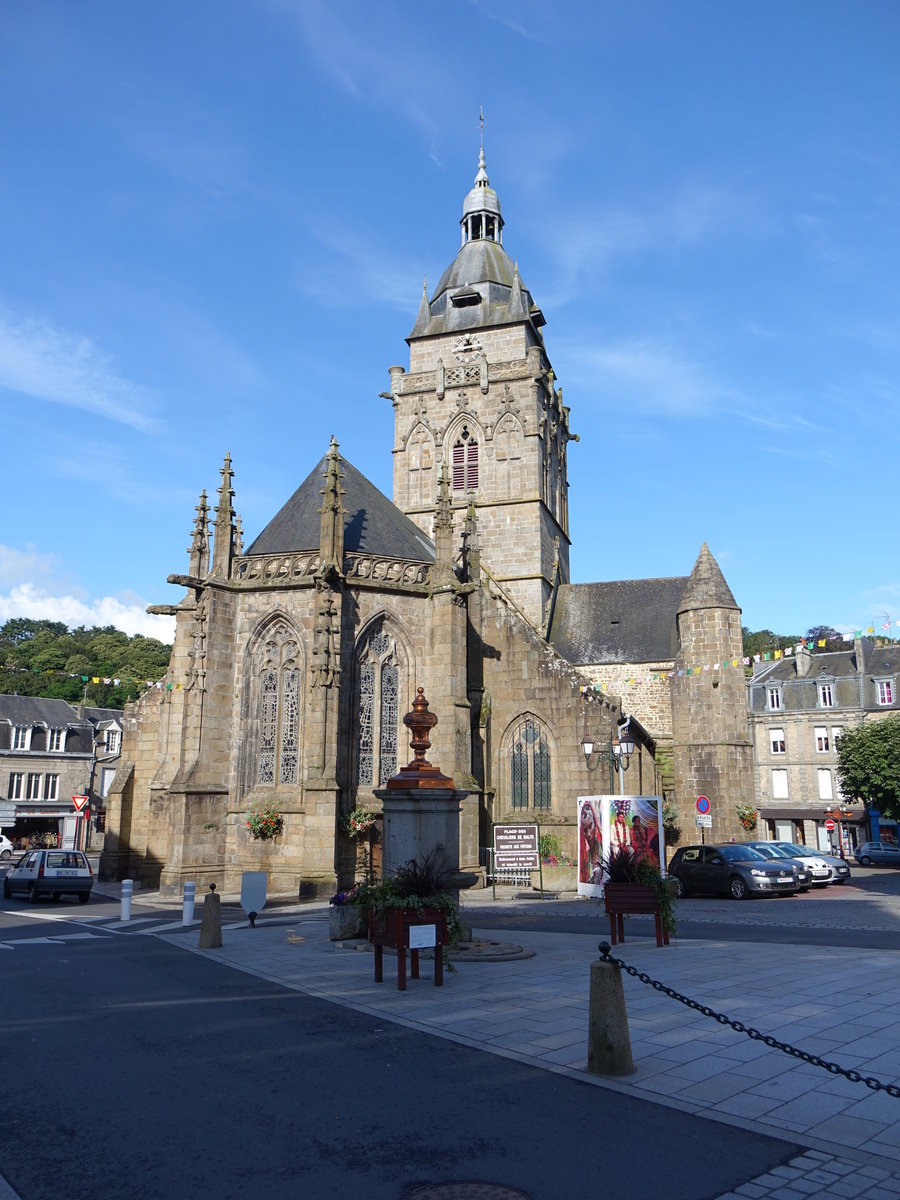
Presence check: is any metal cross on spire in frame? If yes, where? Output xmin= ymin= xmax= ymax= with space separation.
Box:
xmin=479 ymin=106 xmax=484 ymax=150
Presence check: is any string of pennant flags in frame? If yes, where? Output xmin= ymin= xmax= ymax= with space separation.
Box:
xmin=581 ymin=627 xmax=899 ymax=693
xmin=0 ymin=666 xmax=168 ymax=689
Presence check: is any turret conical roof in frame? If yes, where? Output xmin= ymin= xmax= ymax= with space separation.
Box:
xmin=677 ymin=544 xmax=739 ymax=614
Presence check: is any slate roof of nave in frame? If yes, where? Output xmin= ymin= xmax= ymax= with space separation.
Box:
xmin=548 ymin=578 xmax=690 ymax=666
xmin=245 ymin=455 xmax=435 ymax=563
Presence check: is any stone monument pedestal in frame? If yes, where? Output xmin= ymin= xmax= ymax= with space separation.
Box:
xmin=376 ymin=786 xmax=468 ymax=878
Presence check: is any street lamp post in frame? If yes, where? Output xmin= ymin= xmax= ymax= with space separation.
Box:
xmin=824 ymin=805 xmax=854 ymax=857
xmin=582 ymin=721 xmax=636 ymax=794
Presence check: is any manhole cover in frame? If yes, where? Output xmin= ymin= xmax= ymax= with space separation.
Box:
xmin=405 ymin=1185 xmax=531 ymax=1200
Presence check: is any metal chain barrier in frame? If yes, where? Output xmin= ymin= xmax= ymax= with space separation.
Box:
xmin=598 ymin=942 xmax=900 ymax=1098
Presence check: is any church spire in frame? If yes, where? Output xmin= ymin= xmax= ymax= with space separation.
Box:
xmin=460 ymin=115 xmax=503 ymax=247
xmin=211 ymin=453 xmax=235 ymax=578
xmin=318 ymin=435 xmax=345 ymax=577
xmin=410 ymin=275 xmax=432 ymax=338
xmin=187 ymin=489 xmax=210 ymax=578
xmin=678 ymin=543 xmax=739 ymax=614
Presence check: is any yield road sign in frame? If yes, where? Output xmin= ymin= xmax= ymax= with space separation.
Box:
xmin=72 ymin=795 xmax=89 ymax=812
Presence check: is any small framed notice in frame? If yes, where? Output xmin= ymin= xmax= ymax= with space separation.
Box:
xmin=408 ymin=924 xmax=437 ymax=949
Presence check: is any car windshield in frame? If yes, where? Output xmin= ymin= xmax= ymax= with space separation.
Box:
xmin=775 ymin=844 xmax=807 ymax=858
xmin=720 ymin=845 xmax=766 ymax=862
xmin=748 ymin=843 xmax=781 ymax=859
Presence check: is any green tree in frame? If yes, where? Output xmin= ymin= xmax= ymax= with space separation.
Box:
xmin=836 ymin=717 xmax=900 ymax=821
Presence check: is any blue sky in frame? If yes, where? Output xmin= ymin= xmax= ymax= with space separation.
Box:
xmin=1 ymin=0 xmax=898 ymax=643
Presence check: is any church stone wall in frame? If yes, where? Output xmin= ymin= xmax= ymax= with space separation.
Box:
xmin=579 ymin=663 xmax=675 ymax=740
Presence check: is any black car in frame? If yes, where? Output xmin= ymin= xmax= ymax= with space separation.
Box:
xmin=669 ymin=843 xmax=800 ymax=900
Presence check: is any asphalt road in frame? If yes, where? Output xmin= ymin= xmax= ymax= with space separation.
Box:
xmin=0 ymin=934 xmax=801 ymax=1200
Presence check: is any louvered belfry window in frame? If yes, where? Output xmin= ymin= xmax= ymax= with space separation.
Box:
xmin=452 ymin=426 xmax=478 ymax=491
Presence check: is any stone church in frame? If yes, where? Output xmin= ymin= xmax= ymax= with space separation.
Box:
xmin=100 ymin=146 xmax=754 ymax=895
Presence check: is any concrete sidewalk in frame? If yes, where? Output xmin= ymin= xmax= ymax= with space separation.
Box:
xmin=150 ymin=898 xmax=900 ymax=1200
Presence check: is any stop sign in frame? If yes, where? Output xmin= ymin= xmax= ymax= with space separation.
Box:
xmin=824 ymin=819 xmax=835 ymax=831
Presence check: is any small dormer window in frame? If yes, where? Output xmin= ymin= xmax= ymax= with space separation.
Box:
xmin=767 ymin=687 xmax=782 ymax=711
xmin=12 ymin=725 xmax=30 ymax=750
xmin=818 ymin=682 xmax=834 ymax=708
xmin=876 ymin=679 xmax=895 ymax=706
xmin=48 ymin=728 xmax=64 ymax=752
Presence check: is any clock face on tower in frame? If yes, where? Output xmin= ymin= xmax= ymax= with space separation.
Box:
xmin=452 ymin=333 xmax=483 ymax=364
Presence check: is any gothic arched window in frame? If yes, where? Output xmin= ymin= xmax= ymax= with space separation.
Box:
xmin=255 ymin=624 xmax=302 ymax=787
xmin=356 ymin=629 xmax=401 ymax=788
xmin=509 ymin=716 xmax=552 ymax=811
xmin=452 ymin=426 xmax=479 ymax=492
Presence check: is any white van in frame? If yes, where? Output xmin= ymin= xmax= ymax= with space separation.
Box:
xmin=3 ymin=848 xmax=93 ymax=903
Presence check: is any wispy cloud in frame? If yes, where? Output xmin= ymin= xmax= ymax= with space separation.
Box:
xmin=0 ymin=307 xmax=163 ymax=433
xmin=276 ymin=0 xmax=442 ymax=150
xmin=0 ymin=581 xmax=175 ymax=641
xmin=539 ymin=180 xmax=754 ymax=307
xmin=466 ymin=0 xmax=540 ymax=40
xmin=294 ymin=226 xmax=421 ymax=311
xmin=566 ymin=337 xmax=740 ymax=419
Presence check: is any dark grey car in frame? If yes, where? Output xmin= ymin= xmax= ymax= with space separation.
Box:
xmin=669 ymin=843 xmax=800 ymax=900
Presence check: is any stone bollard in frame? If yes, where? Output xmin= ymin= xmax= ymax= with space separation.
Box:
xmin=120 ymin=879 xmax=133 ymax=922
xmin=199 ymin=883 xmax=222 ymax=949
xmin=182 ymin=881 xmax=196 ymax=926
xmin=587 ymin=942 xmax=635 ymax=1076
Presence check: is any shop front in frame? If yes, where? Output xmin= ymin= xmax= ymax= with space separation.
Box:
xmin=8 ymin=802 xmax=90 ymax=851
xmin=758 ymin=806 xmax=867 ymax=855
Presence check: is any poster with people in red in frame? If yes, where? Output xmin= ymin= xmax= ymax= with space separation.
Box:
xmin=577 ymin=794 xmax=665 ymax=897
xmin=577 ymin=797 xmax=604 ymax=897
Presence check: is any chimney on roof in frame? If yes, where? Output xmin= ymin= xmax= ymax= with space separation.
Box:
xmin=795 ymin=644 xmax=811 ymax=677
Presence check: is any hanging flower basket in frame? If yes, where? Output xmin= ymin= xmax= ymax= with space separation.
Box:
xmin=736 ymin=804 xmax=758 ymax=833
xmin=344 ymin=807 xmax=380 ymax=842
xmin=246 ymin=802 xmax=284 ymax=841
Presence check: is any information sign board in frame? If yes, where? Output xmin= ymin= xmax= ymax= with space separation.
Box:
xmin=409 ymin=924 xmax=437 ymax=949
xmin=493 ymin=824 xmax=540 ymax=870
xmin=695 ymin=813 xmax=713 ymax=829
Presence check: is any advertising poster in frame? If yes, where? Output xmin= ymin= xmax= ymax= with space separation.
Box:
xmin=605 ymin=794 xmax=665 ymax=876
xmin=577 ymin=796 xmax=605 ymax=898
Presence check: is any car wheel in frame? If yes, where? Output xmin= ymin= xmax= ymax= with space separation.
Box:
xmin=729 ymin=876 xmax=748 ymax=901
xmin=673 ymin=876 xmax=687 ymax=899
xmin=27 ymin=883 xmax=40 ymax=904
xmin=78 ymin=893 xmax=90 ymax=905
xmin=858 ymin=856 xmax=872 ymax=867
xmin=0 ymin=849 xmax=10 ymax=861
xmin=2 ymin=880 xmax=10 ymax=899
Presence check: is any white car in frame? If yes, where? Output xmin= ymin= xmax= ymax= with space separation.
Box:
xmin=768 ymin=842 xmax=833 ymax=887
xmin=0 ymin=834 xmax=13 ymax=861
xmin=816 ymin=852 xmax=852 ymax=884
xmin=3 ymin=848 xmax=93 ymax=903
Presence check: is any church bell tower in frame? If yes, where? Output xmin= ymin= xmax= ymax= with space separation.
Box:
xmin=386 ymin=138 xmax=576 ymax=631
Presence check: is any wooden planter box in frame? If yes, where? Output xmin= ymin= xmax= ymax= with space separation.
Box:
xmin=603 ymin=882 xmax=669 ymax=948
xmin=368 ymin=906 xmax=449 ymax=991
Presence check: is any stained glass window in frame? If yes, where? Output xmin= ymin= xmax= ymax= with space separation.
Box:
xmin=356 ymin=629 xmax=401 ymax=790
xmin=508 ymin=716 xmax=552 ymax=812
xmin=255 ymin=626 xmax=302 ymax=788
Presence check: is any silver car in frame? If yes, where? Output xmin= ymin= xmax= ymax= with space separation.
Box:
xmin=3 ymin=848 xmax=93 ymax=903
xmin=767 ymin=842 xmax=833 ymax=887
xmin=816 ymin=852 xmax=852 ymax=883
xmin=855 ymin=841 xmax=900 ymax=867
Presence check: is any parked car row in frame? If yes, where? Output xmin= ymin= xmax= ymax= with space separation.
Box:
xmin=669 ymin=840 xmax=852 ymax=900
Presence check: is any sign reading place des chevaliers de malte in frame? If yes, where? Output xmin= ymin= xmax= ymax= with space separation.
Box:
xmin=493 ymin=824 xmax=540 ymax=870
